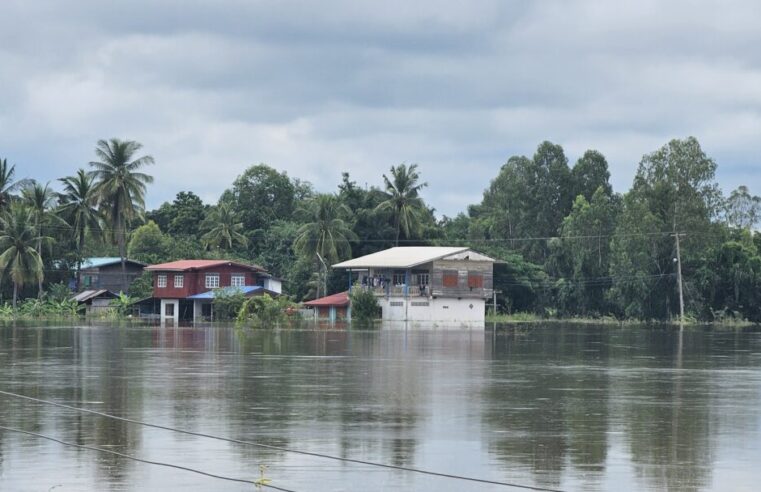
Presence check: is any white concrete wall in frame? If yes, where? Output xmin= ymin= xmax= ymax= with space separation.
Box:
xmin=160 ymin=298 xmax=179 ymax=323
xmin=378 ymin=297 xmax=485 ymax=323
xmin=264 ymin=278 xmax=282 ymax=294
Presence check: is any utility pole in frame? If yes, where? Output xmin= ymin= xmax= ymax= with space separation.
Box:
xmin=673 ymin=232 xmax=685 ymax=329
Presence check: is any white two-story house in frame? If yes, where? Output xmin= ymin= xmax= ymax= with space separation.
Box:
xmin=332 ymin=246 xmax=495 ymax=323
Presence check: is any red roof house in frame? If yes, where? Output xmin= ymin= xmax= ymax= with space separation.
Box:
xmin=303 ymin=291 xmax=350 ymax=321
xmin=145 ymin=260 xmax=280 ymax=322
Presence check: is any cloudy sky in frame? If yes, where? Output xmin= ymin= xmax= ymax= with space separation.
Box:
xmin=1 ymin=0 xmax=760 ymax=216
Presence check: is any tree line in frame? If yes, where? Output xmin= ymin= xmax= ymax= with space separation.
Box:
xmin=1 ymin=136 xmax=759 ymax=321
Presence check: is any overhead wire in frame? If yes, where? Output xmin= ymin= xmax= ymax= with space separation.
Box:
xmin=0 ymin=425 xmax=298 ymax=492
xmin=0 ymin=389 xmax=566 ymax=492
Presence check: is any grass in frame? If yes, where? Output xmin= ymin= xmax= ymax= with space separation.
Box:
xmin=486 ymin=312 xmax=760 ymax=328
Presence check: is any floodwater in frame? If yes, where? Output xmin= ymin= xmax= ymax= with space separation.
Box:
xmin=1 ymin=323 xmax=761 ymax=491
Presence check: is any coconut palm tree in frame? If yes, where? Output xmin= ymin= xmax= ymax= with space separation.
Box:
xmin=294 ymin=194 xmax=358 ymax=298
xmin=201 ymin=202 xmax=248 ymax=251
xmin=0 ymin=205 xmax=48 ymax=310
xmin=89 ymin=139 xmax=154 ymax=291
xmin=22 ymin=181 xmax=61 ymax=297
xmin=376 ymin=163 xmax=428 ymax=246
xmin=294 ymin=194 xmax=358 ymax=265
xmin=58 ymin=169 xmax=103 ymax=291
xmin=0 ymin=157 xmax=28 ymax=210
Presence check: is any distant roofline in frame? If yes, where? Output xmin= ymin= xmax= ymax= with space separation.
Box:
xmin=333 ymin=246 xmax=496 ymax=269
xmin=145 ymin=259 xmax=267 ymax=273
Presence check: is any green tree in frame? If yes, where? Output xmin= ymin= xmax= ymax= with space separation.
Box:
xmin=89 ymin=138 xmax=154 ymax=291
xmin=222 ymin=164 xmax=299 ymax=232
xmin=22 ymin=181 xmax=59 ymax=297
xmin=548 ymin=188 xmax=620 ymax=316
xmin=168 ymin=191 xmax=207 ymax=236
xmin=0 ymin=157 xmax=27 ymax=211
xmin=0 ymin=205 xmax=48 ymax=309
xmin=608 ymin=137 xmax=722 ymax=320
xmin=128 ymin=221 xmax=169 ymax=264
xmin=571 ymin=150 xmax=612 ymax=202
xmin=201 ymin=202 xmax=248 ymax=251
xmin=725 ymin=185 xmax=761 ymax=230
xmin=349 ymin=286 xmax=379 ymax=323
xmin=58 ymin=169 xmax=103 ymax=291
xmin=376 ymin=163 xmax=428 ymax=245
xmin=294 ymin=194 xmax=358 ymax=265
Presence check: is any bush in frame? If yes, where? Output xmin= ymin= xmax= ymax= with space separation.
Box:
xmin=212 ymin=289 xmax=247 ymax=321
xmin=349 ymin=286 xmax=379 ymax=323
xmin=237 ymin=294 xmax=297 ymax=326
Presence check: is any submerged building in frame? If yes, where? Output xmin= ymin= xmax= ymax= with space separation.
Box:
xmin=144 ymin=260 xmax=281 ymax=322
xmin=332 ymin=246 xmax=495 ymax=323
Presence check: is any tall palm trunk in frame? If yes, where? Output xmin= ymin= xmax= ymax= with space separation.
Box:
xmin=12 ymin=282 xmax=18 ymax=312
xmin=118 ymin=211 xmax=127 ymax=293
xmin=76 ymin=228 xmax=85 ymax=292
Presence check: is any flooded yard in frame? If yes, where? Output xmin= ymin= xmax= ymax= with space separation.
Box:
xmin=1 ymin=322 xmax=761 ymax=491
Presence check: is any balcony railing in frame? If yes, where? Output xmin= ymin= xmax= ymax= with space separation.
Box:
xmin=355 ymin=284 xmax=429 ymax=298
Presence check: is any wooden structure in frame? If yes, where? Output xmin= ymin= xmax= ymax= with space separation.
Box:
xmin=78 ymin=257 xmax=147 ymax=293
xmin=144 ymin=260 xmax=281 ymax=322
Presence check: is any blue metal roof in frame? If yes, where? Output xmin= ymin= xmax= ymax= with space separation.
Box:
xmin=81 ymin=257 xmax=146 ymax=269
xmin=186 ymin=286 xmax=264 ymax=300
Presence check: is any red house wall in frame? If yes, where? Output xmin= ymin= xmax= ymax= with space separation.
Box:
xmin=152 ymin=266 xmax=261 ymax=299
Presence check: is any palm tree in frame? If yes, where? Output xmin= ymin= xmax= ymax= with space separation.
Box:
xmin=202 ymin=202 xmax=248 ymax=251
xmin=22 ymin=181 xmax=60 ymax=297
xmin=294 ymin=194 xmax=358 ymax=264
xmin=58 ymin=169 xmax=103 ymax=291
xmin=89 ymin=139 xmax=154 ymax=291
xmin=0 ymin=157 xmax=28 ymax=210
xmin=0 ymin=205 xmax=48 ymax=310
xmin=294 ymin=194 xmax=358 ymax=298
xmin=376 ymin=163 xmax=428 ymax=245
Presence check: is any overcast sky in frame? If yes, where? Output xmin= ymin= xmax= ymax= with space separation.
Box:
xmin=1 ymin=0 xmax=760 ymax=216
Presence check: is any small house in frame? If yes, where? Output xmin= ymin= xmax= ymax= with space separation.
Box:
xmin=72 ymin=289 xmax=118 ymax=315
xmin=144 ymin=259 xmax=282 ymax=322
xmin=78 ymin=257 xmax=147 ymax=293
xmin=303 ymin=291 xmax=350 ymax=321
xmin=332 ymin=246 xmax=495 ymax=323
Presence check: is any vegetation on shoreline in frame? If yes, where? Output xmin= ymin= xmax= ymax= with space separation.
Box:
xmin=0 ymin=135 xmax=759 ymax=325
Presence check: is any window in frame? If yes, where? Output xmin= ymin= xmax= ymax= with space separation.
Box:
xmin=205 ymin=273 xmax=220 ymax=289
xmin=165 ymin=303 xmax=174 ymax=316
xmin=468 ymin=272 xmax=484 ymax=289
xmin=392 ymin=272 xmax=406 ymax=285
xmin=83 ymin=275 xmax=92 ymax=287
xmin=157 ymin=274 xmax=167 ymax=288
xmin=442 ymin=270 xmax=458 ymax=287
xmin=231 ymin=274 xmax=245 ymax=287
xmin=413 ymin=273 xmax=430 ymax=286
xmin=174 ymin=274 xmax=184 ymax=288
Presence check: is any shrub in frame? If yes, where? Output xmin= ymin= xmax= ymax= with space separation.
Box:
xmin=237 ymin=294 xmax=296 ymax=326
xmin=349 ymin=286 xmax=379 ymax=323
xmin=212 ymin=288 xmax=247 ymax=321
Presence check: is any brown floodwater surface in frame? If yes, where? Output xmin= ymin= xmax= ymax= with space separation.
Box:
xmin=1 ymin=322 xmax=760 ymax=491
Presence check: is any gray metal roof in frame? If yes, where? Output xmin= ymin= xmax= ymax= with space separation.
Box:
xmin=332 ymin=247 xmax=494 ymax=269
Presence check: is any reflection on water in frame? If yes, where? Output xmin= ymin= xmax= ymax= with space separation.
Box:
xmin=1 ymin=322 xmax=761 ymax=491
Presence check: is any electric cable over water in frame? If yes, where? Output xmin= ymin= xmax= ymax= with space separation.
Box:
xmin=0 ymin=389 xmax=566 ymax=492
xmin=0 ymin=425 xmax=298 ymax=492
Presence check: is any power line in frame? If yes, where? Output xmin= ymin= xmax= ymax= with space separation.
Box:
xmin=0 ymin=425 xmax=298 ymax=492
xmin=0 ymin=389 xmax=566 ymax=492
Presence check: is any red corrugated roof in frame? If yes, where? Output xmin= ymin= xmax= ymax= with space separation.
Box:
xmin=145 ymin=259 xmax=266 ymax=272
xmin=303 ymin=291 xmax=350 ymax=307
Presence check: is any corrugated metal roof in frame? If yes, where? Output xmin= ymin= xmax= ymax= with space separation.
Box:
xmin=145 ymin=259 xmax=266 ymax=272
xmin=81 ymin=257 xmax=147 ymax=269
xmin=332 ymin=247 xmax=473 ymax=269
xmin=186 ymin=285 xmax=274 ymax=300
xmin=72 ymin=289 xmax=118 ymax=303
xmin=303 ymin=291 xmax=350 ymax=307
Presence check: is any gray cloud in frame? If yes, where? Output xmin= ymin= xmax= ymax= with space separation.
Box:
xmin=1 ymin=0 xmax=760 ymax=216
